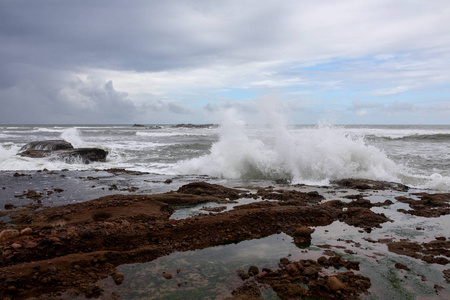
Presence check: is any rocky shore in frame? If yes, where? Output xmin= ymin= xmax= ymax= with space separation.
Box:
xmin=0 ymin=175 xmax=449 ymax=299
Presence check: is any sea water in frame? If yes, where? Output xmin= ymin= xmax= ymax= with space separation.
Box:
xmin=1 ymin=115 xmax=449 ymax=191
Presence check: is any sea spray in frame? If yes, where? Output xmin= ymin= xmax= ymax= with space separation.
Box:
xmin=60 ymin=128 xmax=84 ymax=148
xmin=177 ymin=107 xmax=404 ymax=185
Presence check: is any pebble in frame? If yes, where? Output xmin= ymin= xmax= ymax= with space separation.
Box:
xmin=162 ymin=272 xmax=173 ymax=279
xmin=11 ymin=243 xmax=22 ymax=249
xmin=20 ymin=228 xmax=33 ymax=236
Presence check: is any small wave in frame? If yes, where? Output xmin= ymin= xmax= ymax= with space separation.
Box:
xmin=136 ymin=131 xmax=208 ymax=137
xmin=381 ymin=133 xmax=450 ymax=142
xmin=34 ymin=127 xmax=64 ymax=133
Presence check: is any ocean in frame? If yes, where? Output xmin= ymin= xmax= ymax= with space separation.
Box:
xmin=1 ymin=118 xmax=450 ymax=299
xmin=1 ymin=120 xmax=449 ymax=192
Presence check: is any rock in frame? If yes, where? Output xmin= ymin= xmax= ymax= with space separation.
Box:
xmin=112 ymin=272 xmax=124 ymax=285
xmin=293 ymin=226 xmax=314 ymax=238
xmin=4 ymin=203 xmax=15 ymax=210
xmin=19 ymin=140 xmax=73 ymax=151
xmin=237 ymin=270 xmax=250 ymax=280
xmin=248 ymin=265 xmax=259 ymax=275
xmin=25 ymin=241 xmax=38 ymax=249
xmin=162 ymin=272 xmax=173 ymax=279
xmin=345 ymin=261 xmax=360 ymax=270
xmin=394 ymin=262 xmax=409 ymax=271
xmin=11 ymin=243 xmax=22 ymax=249
xmin=164 ymin=179 xmax=173 ymax=184
xmin=280 ymin=257 xmax=290 ymax=266
xmin=20 ymin=228 xmax=33 ymax=236
xmin=293 ymin=226 xmax=314 ymax=246
xmin=327 ymin=276 xmax=347 ymax=292
xmin=302 ymin=266 xmax=318 ymax=277
xmin=285 ymin=263 xmax=300 ymax=276
xmin=317 ymin=256 xmax=330 ymax=266
xmin=173 ymin=123 xmax=218 ymax=129
xmin=331 ymin=178 xmax=409 ymax=192
xmin=231 ymin=280 xmax=262 ymax=298
xmin=18 ymin=140 xmax=108 ymax=164
xmin=0 ymin=229 xmax=20 ymax=241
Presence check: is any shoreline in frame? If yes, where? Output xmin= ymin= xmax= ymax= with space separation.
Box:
xmin=0 ymin=171 xmax=449 ymax=299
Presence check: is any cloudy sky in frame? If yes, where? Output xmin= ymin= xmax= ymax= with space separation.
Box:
xmin=1 ymin=0 xmax=449 ymax=124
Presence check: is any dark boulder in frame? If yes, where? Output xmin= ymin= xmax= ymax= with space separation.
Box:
xmin=18 ymin=140 xmax=107 ymax=164
xmin=19 ymin=140 xmax=73 ymax=152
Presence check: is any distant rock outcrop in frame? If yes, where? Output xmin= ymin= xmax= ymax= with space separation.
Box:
xmin=173 ymin=123 xmax=218 ymax=128
xmin=18 ymin=140 xmax=107 ymax=164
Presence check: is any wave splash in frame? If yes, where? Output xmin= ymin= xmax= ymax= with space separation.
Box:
xmin=177 ymin=107 xmax=402 ymax=185
xmin=60 ymin=128 xmax=85 ymax=148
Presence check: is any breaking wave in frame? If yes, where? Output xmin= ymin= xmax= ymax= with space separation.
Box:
xmin=177 ymin=108 xmax=403 ymax=185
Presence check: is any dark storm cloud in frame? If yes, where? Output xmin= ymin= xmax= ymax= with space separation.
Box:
xmin=1 ymin=0 xmax=450 ymax=124
xmin=0 ymin=76 xmax=141 ymax=124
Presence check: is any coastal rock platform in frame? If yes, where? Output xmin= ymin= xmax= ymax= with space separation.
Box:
xmin=0 ymin=173 xmax=449 ymax=299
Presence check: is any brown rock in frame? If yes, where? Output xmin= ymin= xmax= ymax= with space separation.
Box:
xmin=112 ymin=272 xmax=124 ymax=285
xmin=11 ymin=243 xmax=22 ymax=249
xmin=302 ymin=266 xmax=318 ymax=277
xmin=0 ymin=229 xmax=20 ymax=241
xmin=285 ymin=263 xmax=300 ymax=276
xmin=20 ymin=228 xmax=33 ymax=236
xmin=248 ymin=265 xmax=259 ymax=275
xmin=162 ymin=272 xmax=173 ymax=279
xmin=327 ymin=276 xmax=347 ymax=292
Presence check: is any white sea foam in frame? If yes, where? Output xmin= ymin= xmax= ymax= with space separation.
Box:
xmin=177 ymin=108 xmax=404 ymax=185
xmin=60 ymin=128 xmax=85 ymax=148
xmin=34 ymin=127 xmax=64 ymax=133
xmin=136 ymin=131 xmax=208 ymax=137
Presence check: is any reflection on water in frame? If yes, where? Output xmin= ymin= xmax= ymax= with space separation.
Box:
xmin=100 ymin=233 xmax=301 ymax=299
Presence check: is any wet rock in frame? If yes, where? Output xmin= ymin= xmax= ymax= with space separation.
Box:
xmin=162 ymin=272 xmax=173 ymax=279
xmin=317 ymin=256 xmax=330 ymax=266
xmin=237 ymin=270 xmax=250 ymax=280
xmin=395 ymin=262 xmax=409 ymax=271
xmin=345 ymin=261 xmax=360 ymax=270
xmin=331 ymin=178 xmax=409 ymax=191
xmin=20 ymin=228 xmax=33 ymax=236
xmin=248 ymin=265 xmax=259 ymax=275
xmin=279 ymin=257 xmax=290 ymax=266
xmin=327 ymin=276 xmax=347 ymax=292
xmin=302 ymin=266 xmax=318 ymax=278
xmin=164 ymin=179 xmax=173 ymax=184
xmin=0 ymin=229 xmax=20 ymax=241
xmin=231 ymin=280 xmax=262 ymax=298
xmin=19 ymin=140 xmax=74 ymax=151
xmin=112 ymin=272 xmax=124 ymax=285
xmin=177 ymin=181 xmax=242 ymax=200
xmin=396 ymin=193 xmax=450 ymax=217
xmin=4 ymin=204 xmax=15 ymax=210
xmin=285 ymin=263 xmax=300 ymax=276
xmin=293 ymin=226 xmax=314 ymax=246
xmin=18 ymin=140 xmax=108 ymax=164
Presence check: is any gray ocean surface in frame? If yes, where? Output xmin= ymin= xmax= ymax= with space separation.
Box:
xmin=0 ymin=123 xmax=449 ymax=191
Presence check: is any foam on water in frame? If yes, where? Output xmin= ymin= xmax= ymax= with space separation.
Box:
xmin=177 ymin=105 xmax=450 ymax=190
xmin=177 ymin=108 xmax=401 ymax=185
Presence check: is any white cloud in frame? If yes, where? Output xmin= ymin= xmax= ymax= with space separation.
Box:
xmin=1 ymin=0 xmax=450 ymax=124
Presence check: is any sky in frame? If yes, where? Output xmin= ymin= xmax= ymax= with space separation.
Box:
xmin=0 ymin=0 xmax=449 ymax=125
